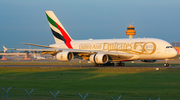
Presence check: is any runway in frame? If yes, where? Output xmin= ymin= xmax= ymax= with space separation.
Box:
xmin=0 ymin=63 xmax=180 ymax=68
xmin=0 ymin=59 xmax=180 ymax=68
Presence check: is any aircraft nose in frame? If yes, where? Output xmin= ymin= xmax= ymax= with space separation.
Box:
xmin=172 ymin=49 xmax=178 ymax=57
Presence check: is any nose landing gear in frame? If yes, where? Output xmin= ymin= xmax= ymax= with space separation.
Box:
xmin=164 ymin=59 xmax=169 ymax=67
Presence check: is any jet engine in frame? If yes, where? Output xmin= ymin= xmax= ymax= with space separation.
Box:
xmin=56 ymin=51 xmax=74 ymax=61
xmin=89 ymin=54 xmax=109 ymax=64
xmin=141 ymin=60 xmax=157 ymax=62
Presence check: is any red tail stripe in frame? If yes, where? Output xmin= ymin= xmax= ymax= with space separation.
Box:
xmin=55 ymin=22 xmax=73 ymax=49
xmin=65 ymin=42 xmax=73 ymax=49
xmin=55 ymin=22 xmax=72 ymax=42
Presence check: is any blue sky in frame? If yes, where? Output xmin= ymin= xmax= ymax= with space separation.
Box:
xmin=0 ymin=0 xmax=180 ymax=51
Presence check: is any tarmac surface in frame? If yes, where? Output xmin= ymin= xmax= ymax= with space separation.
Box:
xmin=0 ymin=59 xmax=180 ymax=68
xmin=0 ymin=65 xmax=180 ymax=68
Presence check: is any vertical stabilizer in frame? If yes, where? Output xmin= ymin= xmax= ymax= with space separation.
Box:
xmin=45 ymin=11 xmax=72 ymax=44
xmin=3 ymin=46 xmax=7 ymax=53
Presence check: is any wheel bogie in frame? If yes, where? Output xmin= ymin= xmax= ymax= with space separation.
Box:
xmin=94 ymin=62 xmax=115 ymax=66
xmin=116 ymin=62 xmax=125 ymax=66
xmin=94 ymin=62 xmax=125 ymax=67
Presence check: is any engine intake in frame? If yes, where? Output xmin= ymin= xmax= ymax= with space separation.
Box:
xmin=56 ymin=51 xmax=74 ymax=61
xmin=89 ymin=54 xmax=109 ymax=64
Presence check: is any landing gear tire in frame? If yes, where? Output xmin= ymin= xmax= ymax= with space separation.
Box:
xmin=117 ymin=62 xmax=125 ymax=66
xmin=164 ymin=59 xmax=169 ymax=67
xmin=105 ymin=62 xmax=115 ymax=66
xmin=164 ymin=63 xmax=169 ymax=67
xmin=94 ymin=63 xmax=115 ymax=67
xmin=122 ymin=63 xmax=125 ymax=66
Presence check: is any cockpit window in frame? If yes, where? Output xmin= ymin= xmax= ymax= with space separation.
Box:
xmin=166 ymin=46 xmax=173 ymax=48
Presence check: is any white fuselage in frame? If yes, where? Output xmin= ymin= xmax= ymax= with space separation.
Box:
xmin=50 ymin=38 xmax=177 ymax=61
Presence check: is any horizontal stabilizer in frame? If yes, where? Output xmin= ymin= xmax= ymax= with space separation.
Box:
xmin=3 ymin=46 xmax=7 ymax=52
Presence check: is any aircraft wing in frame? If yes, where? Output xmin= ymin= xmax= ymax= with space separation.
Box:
xmin=4 ymin=43 xmax=134 ymax=59
xmin=16 ymin=48 xmax=134 ymax=59
xmin=22 ymin=43 xmax=54 ymax=48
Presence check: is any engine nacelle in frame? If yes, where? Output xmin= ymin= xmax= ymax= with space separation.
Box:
xmin=89 ymin=54 xmax=109 ymax=64
xmin=141 ymin=60 xmax=157 ymax=62
xmin=56 ymin=51 xmax=74 ymax=61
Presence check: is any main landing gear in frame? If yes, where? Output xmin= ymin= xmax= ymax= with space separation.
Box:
xmin=94 ymin=62 xmax=125 ymax=67
xmin=164 ymin=59 xmax=169 ymax=67
xmin=94 ymin=62 xmax=114 ymax=66
xmin=116 ymin=62 xmax=125 ymax=66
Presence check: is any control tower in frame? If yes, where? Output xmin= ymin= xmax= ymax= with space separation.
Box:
xmin=126 ymin=23 xmax=136 ymax=38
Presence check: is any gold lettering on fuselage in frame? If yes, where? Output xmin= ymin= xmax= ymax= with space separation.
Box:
xmin=79 ymin=44 xmax=102 ymax=50
xmin=103 ymin=42 xmax=133 ymax=50
xmin=79 ymin=42 xmax=156 ymax=55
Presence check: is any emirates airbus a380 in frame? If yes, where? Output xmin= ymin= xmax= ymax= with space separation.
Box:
xmin=5 ymin=11 xmax=177 ymax=67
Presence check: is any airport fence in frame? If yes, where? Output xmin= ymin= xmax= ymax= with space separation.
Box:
xmin=0 ymin=87 xmax=161 ymax=100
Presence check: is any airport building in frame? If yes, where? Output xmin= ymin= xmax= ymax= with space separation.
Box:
xmin=171 ymin=42 xmax=180 ymax=54
xmin=126 ymin=24 xmax=136 ymax=38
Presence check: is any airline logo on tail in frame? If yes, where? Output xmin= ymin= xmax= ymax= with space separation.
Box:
xmin=45 ymin=11 xmax=73 ymax=49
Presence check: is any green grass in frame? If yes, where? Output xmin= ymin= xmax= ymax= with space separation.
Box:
xmin=0 ymin=67 xmax=180 ymax=100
